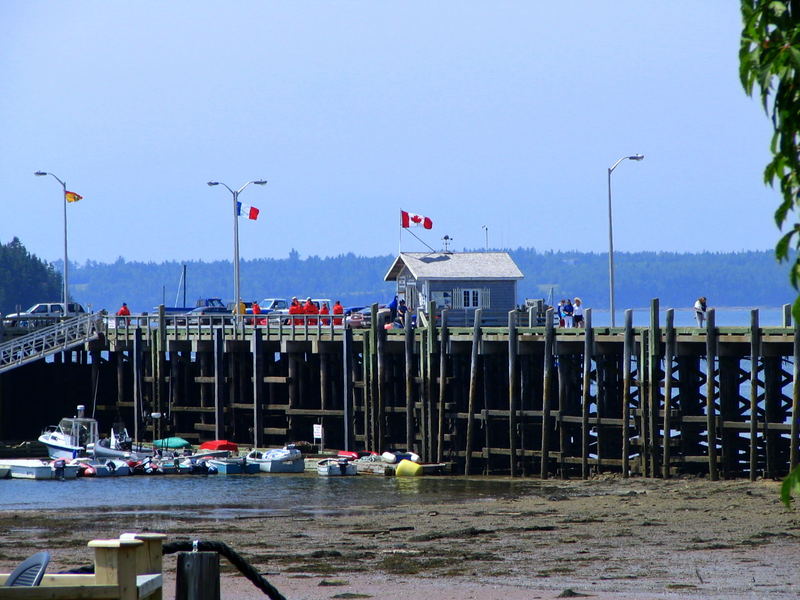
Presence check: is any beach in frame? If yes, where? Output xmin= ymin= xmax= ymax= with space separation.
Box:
xmin=1 ymin=474 xmax=799 ymax=599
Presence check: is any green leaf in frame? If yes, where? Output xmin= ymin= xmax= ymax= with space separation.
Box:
xmin=781 ymin=464 xmax=800 ymax=508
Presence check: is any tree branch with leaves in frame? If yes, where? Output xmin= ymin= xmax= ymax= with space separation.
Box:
xmin=740 ymin=0 xmax=800 ymax=505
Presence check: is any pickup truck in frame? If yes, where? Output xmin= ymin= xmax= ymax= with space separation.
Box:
xmin=2 ymin=302 xmax=87 ymax=328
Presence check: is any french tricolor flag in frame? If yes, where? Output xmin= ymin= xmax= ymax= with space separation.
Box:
xmin=237 ymin=201 xmax=260 ymax=221
xmin=401 ymin=210 xmax=432 ymax=229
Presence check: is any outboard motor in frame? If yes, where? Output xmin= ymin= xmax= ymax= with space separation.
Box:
xmin=53 ymin=459 xmax=66 ymax=480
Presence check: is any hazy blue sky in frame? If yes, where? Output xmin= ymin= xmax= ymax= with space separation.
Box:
xmin=0 ymin=3 xmax=779 ymax=265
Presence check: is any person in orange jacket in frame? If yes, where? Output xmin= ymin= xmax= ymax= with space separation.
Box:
xmin=116 ymin=302 xmax=130 ymax=316
xmin=288 ymin=297 xmax=303 ymax=326
xmin=304 ymin=297 xmax=319 ymax=325
xmin=251 ymin=300 xmax=262 ymax=325
xmin=332 ymin=300 xmax=344 ymax=326
xmin=320 ymin=302 xmax=330 ymax=326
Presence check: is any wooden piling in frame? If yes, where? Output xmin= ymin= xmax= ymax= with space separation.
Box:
xmin=706 ymin=308 xmax=719 ymax=481
xmin=342 ymin=326 xmax=354 ymax=452
xmin=581 ymin=308 xmax=593 ymax=479
xmin=662 ymin=309 xmax=675 ymax=478
xmin=541 ymin=308 xmax=554 ymax=479
xmin=508 ymin=310 xmax=518 ymax=477
xmin=437 ymin=309 xmax=448 ymax=463
xmin=252 ymin=328 xmax=264 ymax=448
xmin=749 ymin=309 xmax=760 ymax=481
xmin=464 ymin=308 xmax=482 ymax=475
xmin=213 ymin=328 xmax=224 ymax=440
xmin=622 ymin=309 xmax=633 ymax=478
xmin=404 ymin=312 xmax=414 ymax=453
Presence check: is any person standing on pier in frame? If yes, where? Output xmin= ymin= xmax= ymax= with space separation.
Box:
xmin=320 ymin=302 xmax=330 ymax=325
xmin=251 ymin=300 xmax=262 ymax=325
xmin=304 ymin=297 xmax=319 ymax=325
xmin=116 ymin=302 xmax=130 ymax=316
xmin=694 ymin=296 xmax=707 ymax=327
xmin=562 ymin=298 xmax=574 ymax=328
xmin=398 ymin=299 xmax=409 ymax=326
xmin=333 ymin=300 xmax=344 ymax=325
xmin=289 ymin=297 xmax=303 ymax=325
xmin=572 ymin=298 xmax=584 ymax=327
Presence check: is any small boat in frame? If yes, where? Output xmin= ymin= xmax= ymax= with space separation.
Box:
xmin=317 ymin=458 xmax=357 ymax=476
xmin=102 ymin=459 xmax=132 ymax=476
xmin=0 ymin=459 xmax=79 ymax=480
xmin=199 ymin=440 xmax=238 ymax=452
xmin=207 ymin=457 xmax=258 ymax=474
xmin=38 ymin=405 xmax=99 ymax=460
xmin=70 ymin=458 xmax=112 ymax=477
xmin=90 ymin=424 xmax=153 ymax=460
xmin=246 ymin=446 xmax=304 ymax=473
xmin=152 ymin=436 xmax=192 ymax=450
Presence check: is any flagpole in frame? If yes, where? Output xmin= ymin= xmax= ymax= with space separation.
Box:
xmin=207 ymin=179 xmax=267 ymax=323
xmin=34 ymin=171 xmax=69 ymax=307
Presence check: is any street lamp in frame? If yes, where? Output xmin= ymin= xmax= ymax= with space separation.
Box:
xmin=607 ymin=154 xmax=644 ymax=327
xmin=207 ymin=179 xmax=267 ymax=321
xmin=34 ymin=171 xmax=70 ymax=308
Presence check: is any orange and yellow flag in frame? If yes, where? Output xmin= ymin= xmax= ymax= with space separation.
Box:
xmin=65 ymin=191 xmax=82 ymax=203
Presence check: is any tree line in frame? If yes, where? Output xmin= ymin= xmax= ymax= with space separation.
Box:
xmin=0 ymin=239 xmax=792 ymax=315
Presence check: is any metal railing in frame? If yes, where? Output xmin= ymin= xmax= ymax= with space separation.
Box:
xmin=0 ymin=313 xmax=101 ymax=374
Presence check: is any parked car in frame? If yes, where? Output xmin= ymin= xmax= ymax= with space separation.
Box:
xmin=2 ymin=302 xmax=86 ymax=327
xmin=188 ymin=304 xmax=231 ymax=325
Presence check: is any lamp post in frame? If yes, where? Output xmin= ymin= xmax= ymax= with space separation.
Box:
xmin=607 ymin=154 xmax=644 ymax=327
xmin=207 ymin=179 xmax=267 ymax=321
xmin=34 ymin=171 xmax=70 ymax=308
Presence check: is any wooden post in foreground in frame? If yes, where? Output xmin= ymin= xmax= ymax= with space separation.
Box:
xmin=176 ymin=552 xmax=220 ymax=600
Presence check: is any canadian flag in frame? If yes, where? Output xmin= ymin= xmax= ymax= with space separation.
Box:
xmin=401 ymin=210 xmax=433 ymax=229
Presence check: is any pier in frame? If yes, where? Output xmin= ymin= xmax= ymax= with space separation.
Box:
xmin=1 ymin=299 xmax=798 ymax=479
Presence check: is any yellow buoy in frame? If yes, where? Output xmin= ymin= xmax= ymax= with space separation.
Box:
xmin=395 ymin=459 xmax=422 ymax=477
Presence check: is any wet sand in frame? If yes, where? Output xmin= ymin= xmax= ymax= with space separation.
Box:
xmin=1 ymin=475 xmax=798 ymax=599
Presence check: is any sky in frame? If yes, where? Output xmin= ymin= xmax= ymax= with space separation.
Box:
xmin=0 ymin=2 xmax=781 ymax=266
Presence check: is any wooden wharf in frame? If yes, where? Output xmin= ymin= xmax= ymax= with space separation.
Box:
xmin=1 ymin=299 xmax=798 ymax=480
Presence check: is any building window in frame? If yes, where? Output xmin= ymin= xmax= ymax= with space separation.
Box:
xmin=462 ymin=289 xmax=481 ymax=308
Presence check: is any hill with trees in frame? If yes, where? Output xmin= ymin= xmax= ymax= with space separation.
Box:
xmin=0 ymin=237 xmax=62 ymax=314
xmin=59 ymin=248 xmax=792 ymax=314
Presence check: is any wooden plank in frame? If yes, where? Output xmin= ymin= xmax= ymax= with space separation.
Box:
xmin=662 ymin=309 xmax=675 ymax=478
xmin=437 ymin=310 xmax=448 ymax=463
xmin=750 ymin=309 xmax=760 ymax=481
xmin=581 ymin=308 xmax=593 ymax=479
xmin=622 ymin=309 xmax=633 ymax=478
xmin=508 ymin=310 xmax=518 ymax=477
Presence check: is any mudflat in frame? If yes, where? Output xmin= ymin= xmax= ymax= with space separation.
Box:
xmin=1 ymin=475 xmax=798 ymax=599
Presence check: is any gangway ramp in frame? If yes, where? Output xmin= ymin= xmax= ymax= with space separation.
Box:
xmin=0 ymin=313 xmax=101 ymax=374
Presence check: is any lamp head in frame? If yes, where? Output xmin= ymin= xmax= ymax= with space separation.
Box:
xmin=629 ymin=154 xmax=644 ymax=161
xmin=34 ymin=171 xmax=47 ymax=176
xmin=253 ymin=180 xmax=268 ymax=185
xmin=207 ymin=181 xmax=219 ymax=187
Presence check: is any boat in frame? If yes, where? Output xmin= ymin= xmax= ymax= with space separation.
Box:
xmin=38 ymin=405 xmax=99 ymax=460
xmin=317 ymin=458 xmax=357 ymax=476
xmin=0 ymin=459 xmax=79 ymax=480
xmin=0 ymin=466 xmax=10 ymax=479
xmin=245 ymin=446 xmax=304 ymax=473
xmin=208 ymin=458 xmax=247 ymax=475
xmin=199 ymin=440 xmax=238 ymax=452
xmin=70 ymin=458 xmax=112 ymax=477
xmin=152 ymin=436 xmax=191 ymax=450
xmin=90 ymin=424 xmax=153 ymax=460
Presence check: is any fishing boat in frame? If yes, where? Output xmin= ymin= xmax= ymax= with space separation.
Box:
xmin=317 ymin=458 xmax=357 ymax=476
xmin=38 ymin=405 xmax=99 ymax=460
xmin=245 ymin=446 xmax=304 ymax=473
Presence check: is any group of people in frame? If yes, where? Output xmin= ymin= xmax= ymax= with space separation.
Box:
xmin=288 ymin=297 xmax=344 ymax=326
xmin=557 ymin=297 xmax=585 ymax=327
xmin=387 ymin=296 xmax=410 ymax=327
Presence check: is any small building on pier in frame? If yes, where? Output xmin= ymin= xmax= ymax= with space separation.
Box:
xmin=383 ymin=251 xmax=523 ymax=324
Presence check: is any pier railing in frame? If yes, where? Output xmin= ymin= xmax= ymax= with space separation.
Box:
xmin=0 ymin=313 xmax=101 ymax=374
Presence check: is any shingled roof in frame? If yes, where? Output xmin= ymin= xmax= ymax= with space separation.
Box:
xmin=384 ymin=252 xmax=524 ymax=282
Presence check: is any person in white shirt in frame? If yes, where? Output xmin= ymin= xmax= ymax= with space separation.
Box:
xmin=572 ymin=297 xmax=584 ymax=327
xmin=694 ymin=296 xmax=707 ymax=327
